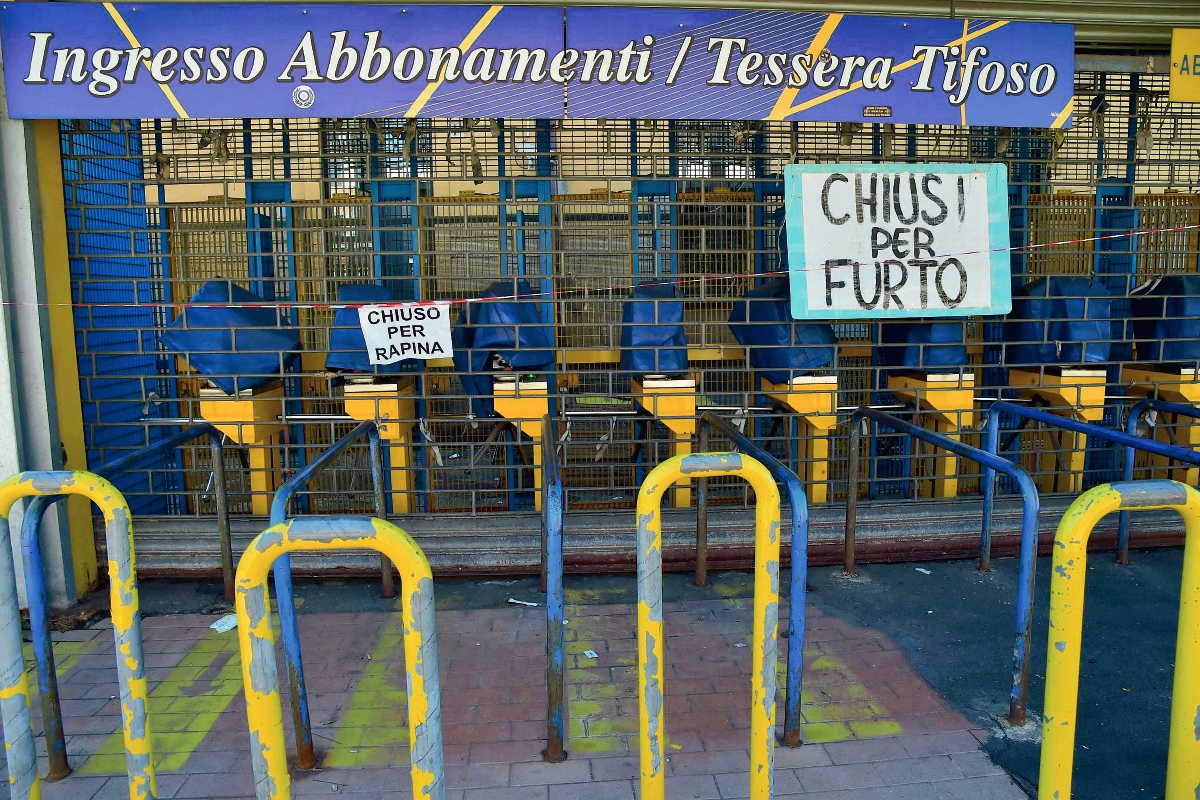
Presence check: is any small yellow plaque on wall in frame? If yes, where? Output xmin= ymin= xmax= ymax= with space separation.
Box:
xmin=1171 ymin=29 xmax=1200 ymax=103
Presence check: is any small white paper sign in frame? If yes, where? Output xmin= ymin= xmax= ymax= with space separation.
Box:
xmin=358 ymin=302 xmax=453 ymax=364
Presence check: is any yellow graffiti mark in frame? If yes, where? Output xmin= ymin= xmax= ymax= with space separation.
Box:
xmin=774 ymin=648 xmax=904 ymax=744
xmin=404 ymin=5 xmax=503 ymax=118
xmin=770 ymin=20 xmax=1009 ymax=121
xmin=564 ymin=585 xmax=628 ymax=605
xmin=23 ymin=639 xmax=99 ymax=682
xmin=768 ymin=13 xmax=843 ymax=120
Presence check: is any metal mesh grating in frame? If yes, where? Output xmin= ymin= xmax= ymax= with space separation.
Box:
xmin=53 ymin=72 xmax=1200 ymax=523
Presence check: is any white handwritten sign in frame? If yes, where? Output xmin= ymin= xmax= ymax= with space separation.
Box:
xmin=358 ymin=302 xmax=453 ymax=364
xmin=784 ymin=163 xmax=1011 ymax=320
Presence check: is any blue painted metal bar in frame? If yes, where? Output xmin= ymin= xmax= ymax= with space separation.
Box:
xmin=268 ymin=418 xmax=388 ymax=771
xmin=542 ymin=415 xmax=566 ymax=763
xmin=1119 ymin=399 xmax=1200 ymax=564
xmin=984 ymin=401 xmax=1200 ymax=495
xmin=21 ymin=424 xmax=229 ymax=780
xmin=697 ymin=410 xmax=809 ymax=748
xmin=848 ymin=407 xmax=1040 ymax=727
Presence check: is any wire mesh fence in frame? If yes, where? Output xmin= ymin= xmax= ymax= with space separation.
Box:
xmin=59 ymin=69 xmax=1200 ymax=532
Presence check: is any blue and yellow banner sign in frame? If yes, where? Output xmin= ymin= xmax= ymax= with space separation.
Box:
xmin=0 ymin=4 xmax=1075 ymax=125
xmin=1172 ymin=28 xmax=1200 ymax=103
xmin=784 ymin=163 xmax=1013 ymax=320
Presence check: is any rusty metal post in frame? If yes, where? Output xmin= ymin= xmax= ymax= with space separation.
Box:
xmin=694 ymin=423 xmax=709 ymax=588
xmin=540 ymin=494 xmax=549 ymax=595
xmin=844 ymin=417 xmax=861 ymax=577
xmin=20 ymin=496 xmax=69 ymax=781
xmin=369 ymin=427 xmax=395 ymax=599
xmin=542 ymin=416 xmax=566 ymax=763
xmin=209 ymin=430 xmax=234 ymax=601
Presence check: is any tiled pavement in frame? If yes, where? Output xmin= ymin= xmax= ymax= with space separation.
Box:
xmin=9 ymin=596 xmax=1026 ymax=799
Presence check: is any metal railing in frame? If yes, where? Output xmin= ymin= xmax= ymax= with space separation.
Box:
xmin=268 ymin=418 xmax=389 ymax=770
xmin=234 ymin=516 xmax=443 ymax=800
xmin=1039 ymin=480 xmax=1200 ymax=800
xmin=1120 ymin=399 xmax=1200 ymax=564
xmin=542 ymin=415 xmax=567 ymax=763
xmin=846 ymin=406 xmax=1042 ymax=727
xmin=21 ymin=424 xmax=229 ymax=780
xmin=984 ymin=401 xmax=1200 ymax=554
xmin=636 ymin=452 xmax=781 ymax=800
xmin=696 ymin=409 xmax=810 ymax=748
xmin=0 ymin=471 xmax=155 ymax=800
xmin=57 ymin=101 xmax=1200 ymax=535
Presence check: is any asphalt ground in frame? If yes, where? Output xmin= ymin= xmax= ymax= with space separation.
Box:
xmin=110 ymin=547 xmax=1185 ymax=799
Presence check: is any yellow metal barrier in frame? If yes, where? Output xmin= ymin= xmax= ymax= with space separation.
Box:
xmin=1040 ymin=480 xmax=1200 ymax=800
xmin=0 ymin=471 xmax=155 ymax=800
xmin=887 ymin=371 xmax=977 ymax=499
xmin=234 ymin=516 xmax=444 ymax=800
xmin=636 ymin=453 xmax=781 ymax=800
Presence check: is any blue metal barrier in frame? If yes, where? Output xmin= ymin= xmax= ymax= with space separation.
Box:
xmin=1120 ymin=399 xmax=1200 ymax=564
xmin=542 ymin=415 xmax=566 ymax=762
xmin=847 ymin=407 xmax=1041 ymax=727
xmin=22 ymin=424 xmax=229 ymax=780
xmin=269 ymin=418 xmax=389 ymax=770
xmin=696 ymin=410 xmax=809 ymax=748
xmin=985 ymin=400 xmax=1200 ymax=566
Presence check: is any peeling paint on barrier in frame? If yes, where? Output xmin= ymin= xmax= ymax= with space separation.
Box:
xmin=234 ymin=516 xmax=445 ymax=800
xmin=1040 ymin=480 xmax=1200 ymax=800
xmin=0 ymin=470 xmax=157 ymax=800
xmin=634 ymin=453 xmax=781 ymax=800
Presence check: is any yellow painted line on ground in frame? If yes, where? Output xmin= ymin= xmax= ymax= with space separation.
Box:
xmin=564 ymin=585 xmax=629 ymax=605
xmin=563 ymin=599 xmax=904 ymax=752
xmin=102 ymin=3 xmax=189 ymax=118
xmin=321 ymin=617 xmax=409 ymax=768
xmin=404 ymin=5 xmax=504 ymax=118
xmin=23 ymin=639 xmax=99 ymax=683
xmin=77 ymin=628 xmax=241 ymax=775
xmin=778 ymin=650 xmax=903 ymax=743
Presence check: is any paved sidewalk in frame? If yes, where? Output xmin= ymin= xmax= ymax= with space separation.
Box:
xmin=9 ymin=594 xmax=1025 ymax=799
